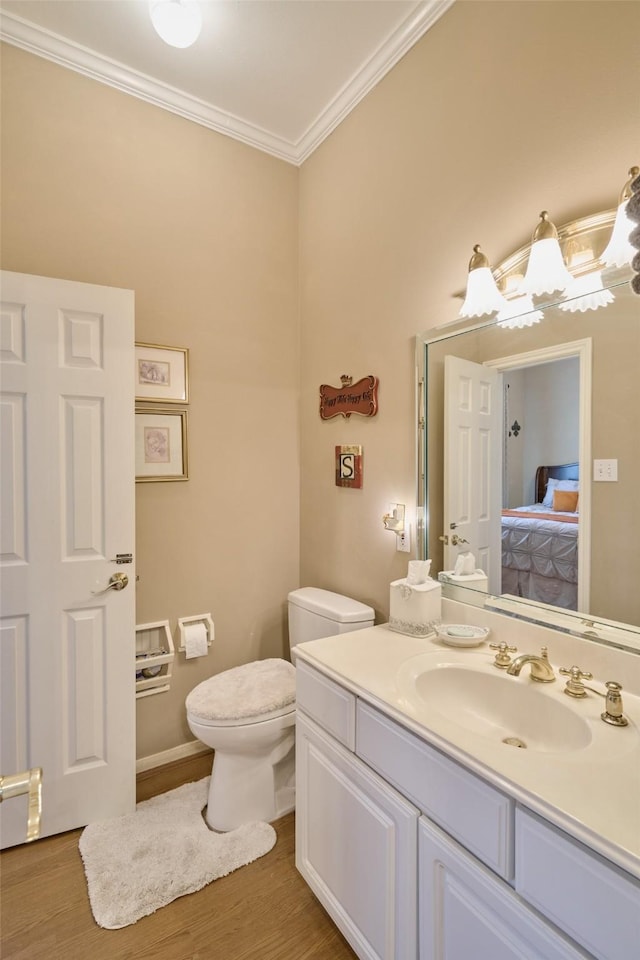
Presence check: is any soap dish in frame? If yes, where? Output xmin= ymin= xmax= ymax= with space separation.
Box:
xmin=436 ymin=624 xmax=490 ymax=647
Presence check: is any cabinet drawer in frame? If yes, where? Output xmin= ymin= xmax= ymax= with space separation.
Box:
xmin=357 ymin=701 xmax=514 ymax=880
xmin=516 ymin=807 xmax=640 ymax=960
xmin=296 ymin=659 xmax=356 ymax=749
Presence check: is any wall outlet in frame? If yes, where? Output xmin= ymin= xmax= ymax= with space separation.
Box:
xmin=397 ymin=524 xmax=411 ymax=553
xmin=593 ymin=459 xmax=618 ymax=482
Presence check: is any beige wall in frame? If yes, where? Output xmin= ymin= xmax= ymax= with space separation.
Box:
xmin=298 ymin=0 xmax=640 ymax=619
xmin=2 ymin=1 xmax=640 ymax=761
xmin=1 ymin=44 xmax=300 ymax=760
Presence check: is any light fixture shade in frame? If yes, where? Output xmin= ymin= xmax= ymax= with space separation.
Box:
xmin=149 ymin=0 xmax=202 ymax=48
xmin=600 ymin=167 xmax=639 ymax=268
xmin=559 ymin=272 xmax=615 ymax=313
xmin=519 ymin=212 xmax=574 ymax=296
xmin=496 ymin=294 xmax=543 ymax=329
xmin=459 ymin=245 xmax=509 ymax=318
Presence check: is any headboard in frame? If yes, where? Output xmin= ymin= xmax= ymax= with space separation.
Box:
xmin=535 ymin=462 xmax=579 ymax=504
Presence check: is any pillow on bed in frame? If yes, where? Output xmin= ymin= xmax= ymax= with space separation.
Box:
xmin=542 ymin=478 xmax=579 ymax=508
xmin=552 ymin=489 xmax=579 ymax=513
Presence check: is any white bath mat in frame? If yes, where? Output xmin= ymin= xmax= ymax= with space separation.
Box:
xmin=78 ymin=777 xmax=276 ymax=929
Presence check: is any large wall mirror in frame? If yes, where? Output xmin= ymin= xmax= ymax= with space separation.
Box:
xmin=417 ymin=226 xmax=640 ymax=654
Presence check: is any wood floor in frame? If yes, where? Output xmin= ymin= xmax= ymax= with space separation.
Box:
xmin=1 ymin=752 xmax=357 ymax=960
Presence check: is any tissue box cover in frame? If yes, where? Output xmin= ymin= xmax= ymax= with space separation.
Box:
xmin=438 ymin=570 xmax=488 ymax=608
xmin=389 ymin=578 xmax=441 ymax=638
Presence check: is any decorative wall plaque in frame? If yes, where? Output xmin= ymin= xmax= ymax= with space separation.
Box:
xmin=319 ymin=375 xmax=379 ymax=420
xmin=335 ymin=445 xmax=363 ymax=488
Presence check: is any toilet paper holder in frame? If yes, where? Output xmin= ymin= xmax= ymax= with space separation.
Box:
xmin=178 ymin=614 xmax=214 ymax=653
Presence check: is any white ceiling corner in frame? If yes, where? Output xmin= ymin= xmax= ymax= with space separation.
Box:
xmin=0 ymin=0 xmax=454 ymax=164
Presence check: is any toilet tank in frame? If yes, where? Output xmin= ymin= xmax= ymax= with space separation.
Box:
xmin=287 ymin=587 xmax=375 ymax=655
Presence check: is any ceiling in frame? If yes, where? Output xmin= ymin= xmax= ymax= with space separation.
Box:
xmin=0 ymin=0 xmax=453 ymax=164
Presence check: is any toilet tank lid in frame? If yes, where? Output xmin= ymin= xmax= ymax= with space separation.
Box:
xmin=288 ymin=587 xmax=374 ymax=623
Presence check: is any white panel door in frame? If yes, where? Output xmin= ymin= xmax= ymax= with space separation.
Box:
xmin=1 ymin=270 xmax=135 ymax=848
xmin=444 ymin=355 xmax=502 ymax=592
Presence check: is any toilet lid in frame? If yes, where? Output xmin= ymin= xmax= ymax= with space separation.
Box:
xmin=186 ymin=658 xmax=296 ymax=723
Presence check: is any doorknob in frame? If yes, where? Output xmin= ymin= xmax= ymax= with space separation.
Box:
xmin=439 ymin=533 xmax=469 ymax=546
xmin=107 ymin=573 xmax=129 ymax=591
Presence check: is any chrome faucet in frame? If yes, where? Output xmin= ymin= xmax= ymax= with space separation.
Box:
xmin=506 ymin=647 xmax=555 ymax=683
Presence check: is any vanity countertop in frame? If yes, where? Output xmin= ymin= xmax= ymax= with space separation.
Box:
xmin=295 ymin=623 xmax=640 ymax=881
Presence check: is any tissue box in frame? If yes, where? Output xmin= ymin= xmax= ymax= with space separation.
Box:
xmin=438 ymin=570 xmax=488 ymax=608
xmin=389 ymin=578 xmax=441 ymax=638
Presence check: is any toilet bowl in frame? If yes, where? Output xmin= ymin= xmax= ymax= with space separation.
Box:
xmin=186 ymin=588 xmax=374 ymax=831
xmin=186 ymin=658 xmax=296 ymax=832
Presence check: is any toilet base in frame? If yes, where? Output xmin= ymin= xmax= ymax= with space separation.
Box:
xmin=204 ymin=730 xmax=295 ymax=832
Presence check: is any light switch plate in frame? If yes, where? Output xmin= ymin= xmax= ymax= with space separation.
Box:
xmin=593 ymin=459 xmax=618 ymax=481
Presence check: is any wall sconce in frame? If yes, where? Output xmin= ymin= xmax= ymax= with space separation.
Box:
xmin=459 ymin=245 xmax=509 ymax=318
xmin=519 ymin=211 xmax=574 ymax=297
xmin=149 ymin=0 xmax=202 ymax=48
xmin=600 ymin=166 xmax=640 ymax=268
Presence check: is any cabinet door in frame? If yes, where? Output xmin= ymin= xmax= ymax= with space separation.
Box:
xmin=419 ymin=818 xmax=589 ymax=960
xmin=296 ymin=711 xmax=419 ymax=960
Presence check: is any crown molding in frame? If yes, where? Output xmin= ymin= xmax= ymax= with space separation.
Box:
xmin=294 ymin=0 xmax=454 ymax=164
xmin=0 ymin=1 xmax=453 ymax=166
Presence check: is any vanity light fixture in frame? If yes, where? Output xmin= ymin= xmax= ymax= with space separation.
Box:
xmin=559 ymin=271 xmax=615 ymax=313
xmin=459 ymin=245 xmax=509 ymax=318
xmin=518 ymin=211 xmax=574 ymax=297
xmin=496 ymin=294 xmax=543 ymax=329
xmin=149 ymin=0 xmax=202 ymax=48
xmin=600 ymin=166 xmax=640 ymax=268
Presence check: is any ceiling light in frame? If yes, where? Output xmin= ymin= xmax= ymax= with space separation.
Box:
xmin=149 ymin=0 xmax=202 ymax=49
xmin=600 ymin=166 xmax=640 ymax=269
xmin=459 ymin=245 xmax=509 ymax=318
xmin=519 ymin=212 xmax=574 ymax=297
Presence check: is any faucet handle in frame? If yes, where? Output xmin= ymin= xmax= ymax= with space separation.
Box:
xmin=559 ymin=665 xmax=593 ymax=698
xmin=489 ymin=641 xmax=517 ymax=669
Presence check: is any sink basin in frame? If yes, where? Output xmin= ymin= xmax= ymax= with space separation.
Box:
xmin=397 ymin=659 xmax=592 ymax=753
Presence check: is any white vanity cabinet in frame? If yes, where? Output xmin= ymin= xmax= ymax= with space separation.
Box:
xmin=418 ymin=817 xmax=588 ymax=960
xmin=296 ymin=658 xmax=640 ymax=960
xmin=296 ymin=712 xmax=419 ymax=960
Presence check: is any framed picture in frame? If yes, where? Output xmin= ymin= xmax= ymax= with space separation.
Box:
xmin=135 ymin=408 xmax=188 ymax=482
xmin=135 ymin=343 xmax=189 ymax=404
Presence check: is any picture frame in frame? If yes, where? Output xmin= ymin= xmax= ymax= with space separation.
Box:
xmin=135 ymin=408 xmax=188 ymax=482
xmin=135 ymin=342 xmax=189 ymax=404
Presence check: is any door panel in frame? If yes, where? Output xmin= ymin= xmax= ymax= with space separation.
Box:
xmin=444 ymin=355 xmax=502 ymax=592
xmin=0 ymin=270 xmax=135 ymax=847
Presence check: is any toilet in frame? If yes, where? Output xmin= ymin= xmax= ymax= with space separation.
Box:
xmin=185 ymin=587 xmax=374 ymax=831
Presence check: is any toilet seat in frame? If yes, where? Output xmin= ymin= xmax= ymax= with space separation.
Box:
xmin=186 ymin=657 xmax=295 ymax=726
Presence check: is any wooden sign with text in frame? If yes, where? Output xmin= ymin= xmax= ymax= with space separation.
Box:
xmin=319 ymin=375 xmax=379 ymax=420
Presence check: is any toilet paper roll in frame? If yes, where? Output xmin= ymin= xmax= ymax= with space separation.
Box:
xmin=183 ymin=621 xmax=209 ymax=660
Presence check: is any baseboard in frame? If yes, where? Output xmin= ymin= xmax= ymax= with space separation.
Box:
xmin=136 ymin=740 xmax=210 ymax=774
